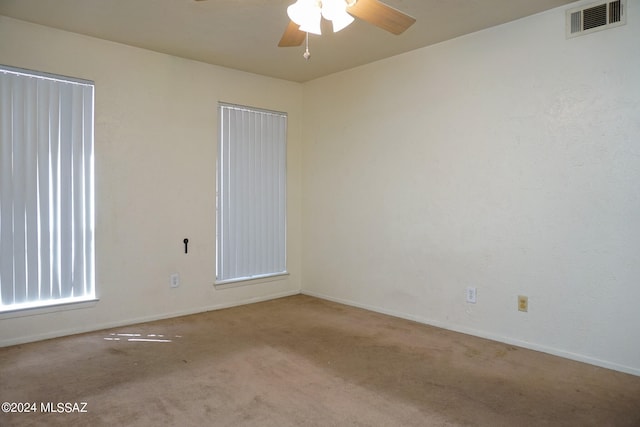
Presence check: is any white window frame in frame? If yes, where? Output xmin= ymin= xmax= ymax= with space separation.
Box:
xmin=0 ymin=65 xmax=96 ymax=314
xmin=216 ymin=102 xmax=287 ymax=285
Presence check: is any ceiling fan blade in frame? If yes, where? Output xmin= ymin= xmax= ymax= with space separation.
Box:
xmin=347 ymin=0 xmax=416 ymax=35
xmin=278 ymin=21 xmax=306 ymax=47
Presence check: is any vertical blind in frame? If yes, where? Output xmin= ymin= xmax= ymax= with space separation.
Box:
xmin=217 ymin=103 xmax=287 ymax=283
xmin=0 ymin=66 xmax=95 ymax=311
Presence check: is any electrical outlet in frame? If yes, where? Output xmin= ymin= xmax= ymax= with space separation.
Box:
xmin=170 ymin=273 xmax=180 ymax=288
xmin=466 ymin=287 xmax=477 ymax=304
xmin=518 ymin=295 xmax=528 ymax=312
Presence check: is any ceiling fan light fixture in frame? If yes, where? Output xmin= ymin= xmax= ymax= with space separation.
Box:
xmin=287 ymin=0 xmax=322 ymax=35
xmin=321 ymin=0 xmax=355 ymax=32
xmin=299 ymin=15 xmax=322 ymax=35
xmin=330 ymin=10 xmax=354 ymax=32
xmin=278 ymin=0 xmax=416 ymax=52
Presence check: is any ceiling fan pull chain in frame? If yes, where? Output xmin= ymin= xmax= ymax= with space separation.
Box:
xmin=303 ymin=32 xmax=311 ymax=60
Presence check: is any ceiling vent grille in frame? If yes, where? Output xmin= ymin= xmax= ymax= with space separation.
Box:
xmin=566 ymin=0 xmax=626 ymax=38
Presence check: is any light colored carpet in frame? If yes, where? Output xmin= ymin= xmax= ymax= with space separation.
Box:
xmin=1 ymin=294 xmax=639 ymax=426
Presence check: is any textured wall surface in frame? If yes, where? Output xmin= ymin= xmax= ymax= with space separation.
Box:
xmin=301 ymin=0 xmax=640 ymax=374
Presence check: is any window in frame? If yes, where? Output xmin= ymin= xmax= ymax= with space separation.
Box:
xmin=217 ymin=103 xmax=287 ymax=284
xmin=0 ymin=66 xmax=95 ymax=313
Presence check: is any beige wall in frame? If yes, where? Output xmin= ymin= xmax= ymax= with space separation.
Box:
xmin=301 ymin=1 xmax=640 ymax=375
xmin=0 ymin=16 xmax=303 ymax=344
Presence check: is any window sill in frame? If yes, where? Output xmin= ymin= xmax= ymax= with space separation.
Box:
xmin=214 ymin=272 xmax=289 ymax=290
xmin=0 ymin=298 xmax=99 ymax=320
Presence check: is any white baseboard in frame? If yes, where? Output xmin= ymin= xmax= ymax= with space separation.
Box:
xmin=5 ymin=288 xmax=638 ymax=377
xmin=301 ymin=289 xmax=640 ymax=377
xmin=0 ymin=289 xmax=300 ymax=348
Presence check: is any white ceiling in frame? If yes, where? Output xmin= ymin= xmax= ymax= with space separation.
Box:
xmin=0 ymin=0 xmax=577 ymax=82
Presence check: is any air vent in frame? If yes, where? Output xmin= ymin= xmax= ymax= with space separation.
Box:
xmin=566 ymin=0 xmax=626 ymax=38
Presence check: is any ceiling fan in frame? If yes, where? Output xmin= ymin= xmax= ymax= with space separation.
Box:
xmin=278 ymin=0 xmax=416 ymax=48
